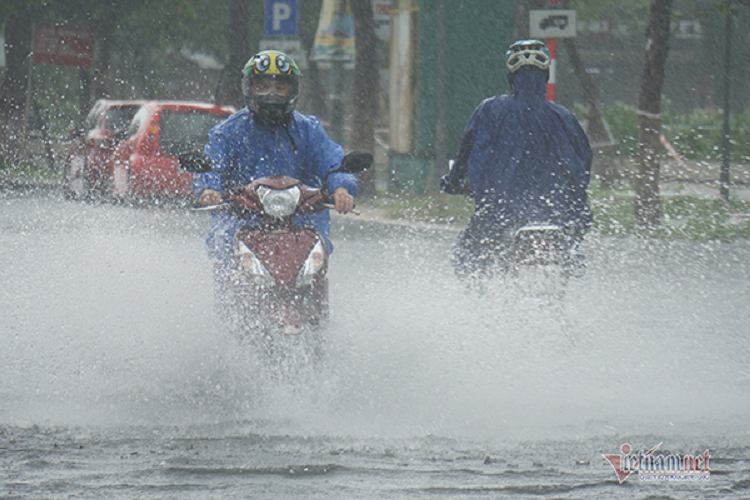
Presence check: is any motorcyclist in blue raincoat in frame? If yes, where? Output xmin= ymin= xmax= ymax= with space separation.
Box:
xmin=192 ymin=50 xmax=358 ymax=291
xmin=440 ymin=40 xmax=592 ymax=279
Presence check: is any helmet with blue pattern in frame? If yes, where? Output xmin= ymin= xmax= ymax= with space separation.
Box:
xmin=242 ymin=50 xmax=302 ymax=126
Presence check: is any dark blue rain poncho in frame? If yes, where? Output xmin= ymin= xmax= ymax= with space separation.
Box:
xmin=447 ymin=69 xmax=592 ymax=230
xmin=192 ymin=108 xmax=358 ymax=264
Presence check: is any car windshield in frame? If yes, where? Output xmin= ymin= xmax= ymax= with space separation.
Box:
xmin=104 ymin=106 xmax=140 ymax=133
xmin=159 ymin=110 xmax=228 ymax=156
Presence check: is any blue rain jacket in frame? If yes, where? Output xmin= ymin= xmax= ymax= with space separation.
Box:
xmin=192 ymin=108 xmax=358 ymax=261
xmin=449 ymin=70 xmax=592 ymax=230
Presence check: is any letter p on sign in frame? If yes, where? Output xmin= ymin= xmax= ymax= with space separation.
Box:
xmin=274 ymin=4 xmax=291 ymax=30
xmin=265 ymin=0 xmax=298 ymax=36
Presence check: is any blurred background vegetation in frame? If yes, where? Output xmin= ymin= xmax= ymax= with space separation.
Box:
xmin=603 ymin=102 xmax=750 ymax=163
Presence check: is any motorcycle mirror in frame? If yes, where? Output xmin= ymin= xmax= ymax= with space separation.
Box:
xmin=338 ymin=150 xmax=373 ymax=174
xmin=178 ymin=151 xmax=213 ymax=174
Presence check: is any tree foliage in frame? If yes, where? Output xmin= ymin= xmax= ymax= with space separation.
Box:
xmin=2 ymin=0 xmax=384 ymax=169
xmin=1 ymin=0 xmax=233 ymax=165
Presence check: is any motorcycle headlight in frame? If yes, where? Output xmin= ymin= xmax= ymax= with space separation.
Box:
xmin=257 ymin=185 xmax=301 ymax=219
xmin=237 ymin=241 xmax=273 ymax=282
xmin=296 ymin=239 xmax=327 ymax=287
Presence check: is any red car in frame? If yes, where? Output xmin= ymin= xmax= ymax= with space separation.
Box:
xmin=111 ymin=101 xmax=235 ymax=199
xmin=64 ymin=99 xmax=146 ymax=198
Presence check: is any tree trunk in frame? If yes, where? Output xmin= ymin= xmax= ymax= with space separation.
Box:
xmin=92 ymin=3 xmax=119 ymax=99
xmin=563 ymin=37 xmax=619 ymax=189
xmin=349 ymin=0 xmax=379 ymax=196
xmin=299 ymin=0 xmax=327 ymax=121
xmin=214 ymin=0 xmax=251 ymax=108
xmin=303 ymin=60 xmax=329 ymax=121
xmin=78 ymin=68 xmax=92 ymax=133
xmin=634 ymin=0 xmax=673 ymax=228
xmin=0 ymin=10 xmax=34 ymax=166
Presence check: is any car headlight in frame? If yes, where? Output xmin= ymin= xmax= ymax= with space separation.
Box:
xmin=257 ymin=185 xmax=301 ymax=219
xmin=296 ymin=239 xmax=327 ymax=287
xmin=237 ymin=241 xmax=273 ymax=282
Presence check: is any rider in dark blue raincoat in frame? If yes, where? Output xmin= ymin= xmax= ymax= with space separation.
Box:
xmin=192 ymin=50 xmax=358 ymax=274
xmin=440 ymin=40 xmax=592 ymax=279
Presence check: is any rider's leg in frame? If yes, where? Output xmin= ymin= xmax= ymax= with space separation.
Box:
xmin=205 ymin=219 xmax=242 ymax=316
xmin=452 ymin=217 xmax=497 ymax=281
xmin=561 ymin=220 xmax=586 ymax=278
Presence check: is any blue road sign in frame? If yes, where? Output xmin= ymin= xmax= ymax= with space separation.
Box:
xmin=265 ymin=0 xmax=299 ymax=36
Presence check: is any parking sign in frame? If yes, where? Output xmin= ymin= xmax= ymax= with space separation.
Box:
xmin=265 ymin=0 xmax=298 ymax=36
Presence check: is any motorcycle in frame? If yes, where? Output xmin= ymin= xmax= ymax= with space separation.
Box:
xmin=179 ymin=150 xmax=372 ymax=357
xmin=497 ymin=222 xmax=581 ymax=300
xmin=442 ymin=161 xmax=584 ymax=300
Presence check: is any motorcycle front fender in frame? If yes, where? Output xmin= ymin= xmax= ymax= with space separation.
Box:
xmin=234 ymin=225 xmax=327 ymax=287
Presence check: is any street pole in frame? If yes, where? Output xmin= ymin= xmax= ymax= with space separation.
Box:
xmin=546 ymin=38 xmax=556 ymax=101
xmin=24 ymin=23 xmax=35 ymax=159
xmin=78 ymin=68 xmax=91 ymax=133
xmin=720 ymin=5 xmax=732 ymax=200
xmin=435 ymin=0 xmax=447 ymax=182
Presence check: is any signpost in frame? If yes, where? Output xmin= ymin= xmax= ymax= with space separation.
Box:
xmin=28 ymin=24 xmax=95 ymax=166
xmin=530 ymin=10 xmax=576 ymax=102
xmin=310 ymin=0 xmax=357 ymax=144
xmin=372 ymin=0 xmax=391 ymax=42
xmin=529 ymin=9 xmax=577 ymax=39
xmin=262 ymin=0 xmax=303 ymax=66
xmin=310 ymin=0 xmax=356 ymax=65
xmin=264 ymin=0 xmax=299 ymax=36
xmin=33 ymin=24 xmax=94 ymax=68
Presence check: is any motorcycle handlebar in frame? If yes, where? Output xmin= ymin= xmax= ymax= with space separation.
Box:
xmin=440 ymin=159 xmax=473 ymax=196
xmin=191 ymin=194 xmax=359 ymax=216
xmin=320 ymin=202 xmax=360 ymax=216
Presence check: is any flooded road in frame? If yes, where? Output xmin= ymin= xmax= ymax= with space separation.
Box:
xmin=1 ymin=189 xmax=749 ymax=499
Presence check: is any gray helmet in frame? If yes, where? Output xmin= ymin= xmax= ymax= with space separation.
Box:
xmin=505 ymin=39 xmax=551 ymax=74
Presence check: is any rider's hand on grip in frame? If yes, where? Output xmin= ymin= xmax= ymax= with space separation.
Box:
xmin=440 ymin=174 xmax=459 ymax=194
xmin=441 ymin=174 xmax=471 ymax=195
xmin=332 ymin=187 xmax=354 ymax=214
xmin=200 ymin=189 xmax=223 ymax=207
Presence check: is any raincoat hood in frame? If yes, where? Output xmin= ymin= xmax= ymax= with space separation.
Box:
xmin=507 ymin=68 xmax=548 ymax=99
xmin=449 ymin=70 xmax=592 ymax=231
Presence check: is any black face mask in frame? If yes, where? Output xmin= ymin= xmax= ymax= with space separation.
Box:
xmin=251 ymin=90 xmax=292 ymax=128
xmin=253 ymin=103 xmax=290 ymax=128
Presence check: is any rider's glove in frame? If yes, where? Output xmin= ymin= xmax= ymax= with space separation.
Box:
xmin=440 ymin=174 xmax=462 ymax=195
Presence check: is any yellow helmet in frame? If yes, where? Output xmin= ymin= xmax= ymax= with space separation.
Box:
xmin=242 ymin=50 xmax=301 ymax=125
